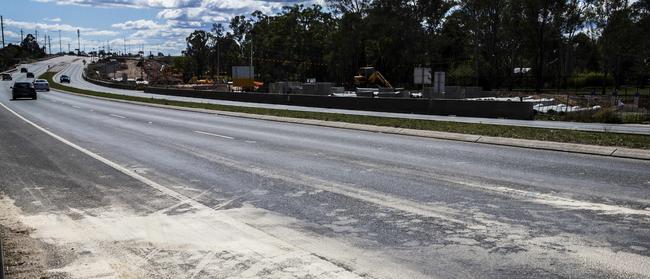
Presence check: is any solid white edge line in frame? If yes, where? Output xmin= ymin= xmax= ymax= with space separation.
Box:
xmin=0 ymin=100 xmax=359 ymax=275
xmin=0 ymin=101 xmax=187 ymax=202
xmin=194 ymin=130 xmax=234 ymax=140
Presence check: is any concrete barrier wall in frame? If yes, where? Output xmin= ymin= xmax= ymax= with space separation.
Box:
xmin=82 ymin=73 xmax=140 ymax=90
xmin=144 ymin=87 xmax=535 ymax=119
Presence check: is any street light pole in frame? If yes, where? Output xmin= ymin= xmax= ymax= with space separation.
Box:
xmin=1 ymin=16 xmax=5 ymax=48
xmin=77 ymin=29 xmax=80 ymax=56
xmin=249 ymin=38 xmax=253 ymax=89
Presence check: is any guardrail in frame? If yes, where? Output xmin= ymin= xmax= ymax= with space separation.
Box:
xmin=144 ymin=87 xmax=535 ymax=120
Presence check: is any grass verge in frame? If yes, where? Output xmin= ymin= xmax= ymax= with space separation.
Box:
xmin=41 ymin=71 xmax=650 ymax=149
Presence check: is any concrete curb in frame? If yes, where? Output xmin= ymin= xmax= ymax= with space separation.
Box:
xmin=51 ymin=88 xmax=650 ymax=161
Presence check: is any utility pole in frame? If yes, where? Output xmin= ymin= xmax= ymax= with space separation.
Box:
xmin=20 ymin=29 xmax=23 ymax=42
xmin=35 ymin=29 xmax=38 ymax=43
xmin=123 ymin=37 xmax=126 ymax=56
xmin=250 ymin=38 xmax=253 ymax=87
xmin=68 ymin=42 xmax=70 ymax=53
xmin=48 ymin=35 xmax=51 ymax=55
xmin=1 ymin=16 xmax=5 ymax=48
xmin=76 ymin=29 xmax=80 ymax=55
xmin=58 ymin=30 xmax=62 ymax=54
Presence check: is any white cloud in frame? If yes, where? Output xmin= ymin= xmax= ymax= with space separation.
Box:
xmin=43 ymin=17 xmax=63 ymax=22
xmin=4 ymin=18 xmax=118 ymax=36
xmin=34 ymin=0 xmax=206 ymax=9
xmin=4 ymin=30 xmax=21 ymax=39
xmin=112 ymin=19 xmax=167 ymax=30
xmin=28 ymin=0 xmax=326 ymax=54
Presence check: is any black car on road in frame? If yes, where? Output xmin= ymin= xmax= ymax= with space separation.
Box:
xmin=1 ymin=73 xmax=11 ymax=80
xmin=60 ymin=75 xmax=71 ymax=83
xmin=20 ymin=67 xmax=28 ymax=73
xmin=11 ymin=82 xmax=37 ymax=100
xmin=26 ymin=72 xmax=35 ymax=78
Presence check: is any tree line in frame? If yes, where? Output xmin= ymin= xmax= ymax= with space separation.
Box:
xmin=176 ymin=0 xmax=649 ymax=92
xmin=0 ymin=34 xmax=47 ymax=71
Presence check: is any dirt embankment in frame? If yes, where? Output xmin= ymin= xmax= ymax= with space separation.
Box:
xmin=0 ymin=197 xmax=68 ymax=279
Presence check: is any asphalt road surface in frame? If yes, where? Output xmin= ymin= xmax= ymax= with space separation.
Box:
xmin=0 ymin=59 xmax=649 ymax=278
xmin=52 ymin=56 xmax=650 ymax=135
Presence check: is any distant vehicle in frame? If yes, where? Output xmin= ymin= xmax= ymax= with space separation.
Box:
xmin=11 ymin=82 xmax=37 ymax=100
xmin=60 ymin=75 xmax=71 ymax=83
xmin=1 ymin=73 xmax=12 ymax=81
xmin=135 ymin=78 xmax=149 ymax=85
xmin=33 ymin=79 xmax=50 ymax=91
xmin=26 ymin=72 xmax=35 ymax=78
xmin=20 ymin=67 xmax=28 ymax=73
xmin=410 ymin=92 xmax=423 ymax=98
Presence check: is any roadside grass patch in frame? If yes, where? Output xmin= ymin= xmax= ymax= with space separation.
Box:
xmin=41 ymin=72 xmax=650 ymax=149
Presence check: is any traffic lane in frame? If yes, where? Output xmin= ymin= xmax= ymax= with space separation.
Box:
xmin=31 ymin=89 xmax=650 ymax=206
xmin=0 ymin=92 xmax=181 ymax=278
xmin=56 ymin=60 xmax=141 ymax=96
xmin=0 ymin=97 xmax=178 ymax=216
xmin=54 ymin=58 xmax=650 ymax=135
xmin=0 ymin=102 xmax=363 ymax=279
xmin=4 ymin=89 xmax=650 ymax=277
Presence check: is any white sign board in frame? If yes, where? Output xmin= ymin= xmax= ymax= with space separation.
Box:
xmin=232 ymin=66 xmax=255 ymax=88
xmin=433 ymin=71 xmax=445 ymax=94
xmin=232 ymin=66 xmax=254 ymax=79
xmin=414 ymin=67 xmax=432 ymax=85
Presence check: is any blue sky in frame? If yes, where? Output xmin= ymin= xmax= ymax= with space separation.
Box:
xmin=1 ymin=0 xmax=322 ymax=55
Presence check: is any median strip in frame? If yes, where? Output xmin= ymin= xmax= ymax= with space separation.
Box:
xmin=40 ymin=71 xmax=650 ymax=157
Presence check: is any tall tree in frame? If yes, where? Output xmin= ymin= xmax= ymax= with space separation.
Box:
xmin=20 ymin=34 xmax=45 ymax=58
xmin=185 ymin=30 xmax=212 ymax=78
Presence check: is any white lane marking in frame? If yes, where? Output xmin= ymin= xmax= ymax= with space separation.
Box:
xmin=89 ymin=109 xmax=94 ymax=112
xmin=193 ymin=130 xmax=234 ymax=140
xmin=72 ymin=105 xmax=81 ymax=109
xmin=0 ymin=101 xmax=357 ymax=277
xmin=245 ymin=140 xmax=257 ymax=144
xmin=109 ymin=113 xmax=127 ymax=119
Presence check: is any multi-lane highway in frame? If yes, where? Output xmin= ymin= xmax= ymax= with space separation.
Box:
xmin=53 ymin=56 xmax=650 ymax=135
xmin=1 ymin=58 xmax=649 ymax=278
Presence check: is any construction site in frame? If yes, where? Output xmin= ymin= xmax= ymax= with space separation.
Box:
xmin=82 ymin=54 xmax=649 ymax=123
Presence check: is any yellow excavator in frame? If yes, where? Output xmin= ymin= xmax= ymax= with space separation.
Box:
xmin=354 ymin=67 xmax=393 ymax=88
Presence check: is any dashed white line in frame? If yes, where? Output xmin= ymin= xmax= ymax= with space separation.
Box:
xmin=193 ymin=130 xmax=234 ymax=140
xmin=72 ymin=105 xmax=81 ymax=109
xmin=109 ymin=113 xmax=127 ymax=119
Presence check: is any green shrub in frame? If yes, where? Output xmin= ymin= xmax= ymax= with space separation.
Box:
xmin=592 ymin=108 xmax=622 ymax=123
xmin=569 ymin=72 xmax=614 ymax=88
xmin=621 ymin=112 xmax=650 ymax=124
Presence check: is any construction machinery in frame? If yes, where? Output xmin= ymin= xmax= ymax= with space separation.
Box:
xmin=353 ymin=67 xmax=406 ymax=98
xmin=354 ymin=67 xmax=393 ymax=88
